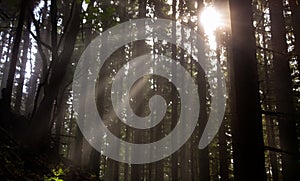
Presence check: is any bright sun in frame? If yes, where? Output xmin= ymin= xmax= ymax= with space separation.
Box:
xmin=200 ymin=6 xmax=222 ymax=33
xmin=200 ymin=5 xmax=222 ymax=50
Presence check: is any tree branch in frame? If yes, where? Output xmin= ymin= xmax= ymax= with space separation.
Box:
xmin=28 ymin=29 xmax=52 ymax=50
xmin=265 ymin=146 xmax=300 ymax=157
xmin=57 ymin=0 xmax=76 ymax=49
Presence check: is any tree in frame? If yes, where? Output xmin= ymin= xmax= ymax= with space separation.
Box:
xmin=24 ymin=0 xmax=83 ymax=149
xmin=14 ymin=19 xmax=31 ymax=113
xmin=229 ymin=0 xmax=267 ymax=179
xmin=4 ymin=0 xmax=30 ymax=112
xmin=0 ymin=28 xmax=13 ymax=92
xmin=25 ymin=52 xmax=40 ymax=115
xmin=289 ymin=0 xmax=300 ymax=71
xmin=269 ymin=0 xmax=300 ymax=179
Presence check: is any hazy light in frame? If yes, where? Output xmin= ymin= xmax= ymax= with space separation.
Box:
xmin=201 ymin=6 xmax=222 ymax=33
xmin=200 ymin=5 xmax=222 ymax=50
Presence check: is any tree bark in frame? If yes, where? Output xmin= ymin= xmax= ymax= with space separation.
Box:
xmin=25 ymin=52 xmax=40 ymax=115
xmin=53 ymin=90 xmax=69 ymax=154
xmin=197 ymin=65 xmax=210 ymax=181
xmin=289 ymin=0 xmax=300 ymax=70
xmin=229 ymin=0 xmax=267 ymax=179
xmin=269 ymin=0 xmax=300 ymax=180
xmin=131 ymin=0 xmax=148 ymax=180
xmin=171 ymin=1 xmax=178 ymax=179
xmin=0 ymin=30 xmax=7 ymax=66
xmin=267 ymin=119 xmax=279 ymax=181
xmin=216 ymin=41 xmax=229 ymax=181
xmin=219 ymin=121 xmax=229 ymax=181
xmin=4 ymin=0 xmax=28 ymax=111
xmin=24 ymin=0 xmax=82 ymax=150
xmin=195 ymin=1 xmax=210 ymax=180
xmin=14 ymin=20 xmax=30 ymax=113
xmin=50 ymin=0 xmax=58 ymax=65
xmin=0 ymin=29 xmax=13 ymax=91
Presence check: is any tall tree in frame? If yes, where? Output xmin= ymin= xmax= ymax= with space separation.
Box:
xmin=4 ymin=0 xmax=30 ymax=112
xmin=53 ymin=89 xmax=69 ymax=154
xmin=130 ymin=0 xmax=149 ymax=180
xmin=289 ymin=0 xmax=300 ymax=69
xmin=14 ymin=19 xmax=31 ymax=113
xmin=24 ymin=0 xmax=83 ymax=149
xmin=171 ymin=0 xmax=179 ymax=179
xmin=228 ymin=0 xmax=267 ymax=179
xmin=269 ymin=0 xmax=300 ymax=179
xmin=0 ymin=31 xmax=7 ymax=67
xmin=0 ymin=28 xmax=13 ymax=91
xmin=196 ymin=1 xmax=211 ymax=180
xmin=25 ymin=52 xmax=40 ymax=115
xmin=73 ymin=0 xmax=96 ymax=168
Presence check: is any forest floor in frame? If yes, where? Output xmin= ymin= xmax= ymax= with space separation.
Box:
xmin=0 ymin=112 xmax=97 ymax=181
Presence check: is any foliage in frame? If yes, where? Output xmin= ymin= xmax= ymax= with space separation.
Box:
xmin=44 ymin=164 xmax=69 ymax=181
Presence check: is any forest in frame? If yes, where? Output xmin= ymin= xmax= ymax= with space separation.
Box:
xmin=0 ymin=0 xmax=299 ymax=180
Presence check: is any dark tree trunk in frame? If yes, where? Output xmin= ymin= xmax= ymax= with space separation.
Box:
xmin=195 ymin=1 xmax=210 ymax=180
xmin=4 ymin=0 xmax=28 ymax=111
xmin=267 ymin=119 xmax=279 ymax=181
xmin=217 ymin=43 xmax=229 ymax=181
xmin=50 ymin=0 xmax=58 ymax=64
xmin=24 ymin=0 xmax=82 ymax=150
xmin=14 ymin=20 xmax=30 ymax=113
xmin=219 ymin=122 xmax=229 ymax=181
xmin=72 ymin=12 xmax=92 ymax=170
xmin=289 ymin=0 xmax=300 ymax=70
xmin=25 ymin=53 xmax=40 ymax=115
xmin=53 ymin=90 xmax=69 ymax=154
xmin=171 ymin=0 xmax=178 ymax=179
xmin=0 ymin=30 xmax=13 ymax=91
xmin=73 ymin=126 xmax=83 ymax=166
xmin=269 ymin=0 xmax=300 ymax=180
xmin=131 ymin=0 xmax=148 ymax=180
xmin=83 ymin=0 xmax=100 ymax=178
xmin=0 ymin=30 xmax=7 ymax=66
xmin=88 ymin=148 xmax=100 ymax=178
xmin=228 ymin=0 xmax=267 ymax=180
xmin=197 ymin=65 xmax=210 ymax=181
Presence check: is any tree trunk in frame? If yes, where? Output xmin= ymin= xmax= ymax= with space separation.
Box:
xmin=217 ymin=42 xmax=229 ymax=181
xmin=267 ymin=119 xmax=279 ymax=181
xmin=4 ymin=0 xmax=28 ymax=111
xmin=50 ymin=0 xmax=58 ymax=65
xmin=53 ymin=90 xmax=69 ymax=154
xmin=76 ymin=0 xmax=100 ymax=173
xmin=171 ymin=0 xmax=178 ymax=178
xmin=228 ymin=0 xmax=267 ymax=179
xmin=196 ymin=2 xmax=211 ymax=180
xmin=25 ymin=52 xmax=40 ymax=115
xmin=88 ymin=148 xmax=100 ymax=178
xmin=14 ymin=20 xmax=30 ymax=113
xmin=219 ymin=122 xmax=229 ymax=181
xmin=269 ymin=0 xmax=300 ymax=180
xmin=131 ymin=0 xmax=147 ymax=180
xmin=197 ymin=66 xmax=210 ymax=181
xmin=24 ymin=0 xmax=82 ymax=150
xmin=0 ymin=30 xmax=7 ymax=67
xmin=289 ymin=0 xmax=300 ymax=71
xmin=0 ymin=30 xmax=13 ymax=91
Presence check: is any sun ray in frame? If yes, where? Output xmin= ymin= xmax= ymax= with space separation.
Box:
xmin=200 ymin=5 xmax=223 ymax=50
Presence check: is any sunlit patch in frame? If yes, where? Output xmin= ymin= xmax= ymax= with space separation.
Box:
xmin=201 ymin=5 xmax=222 ymax=33
xmin=200 ymin=5 xmax=223 ymax=50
